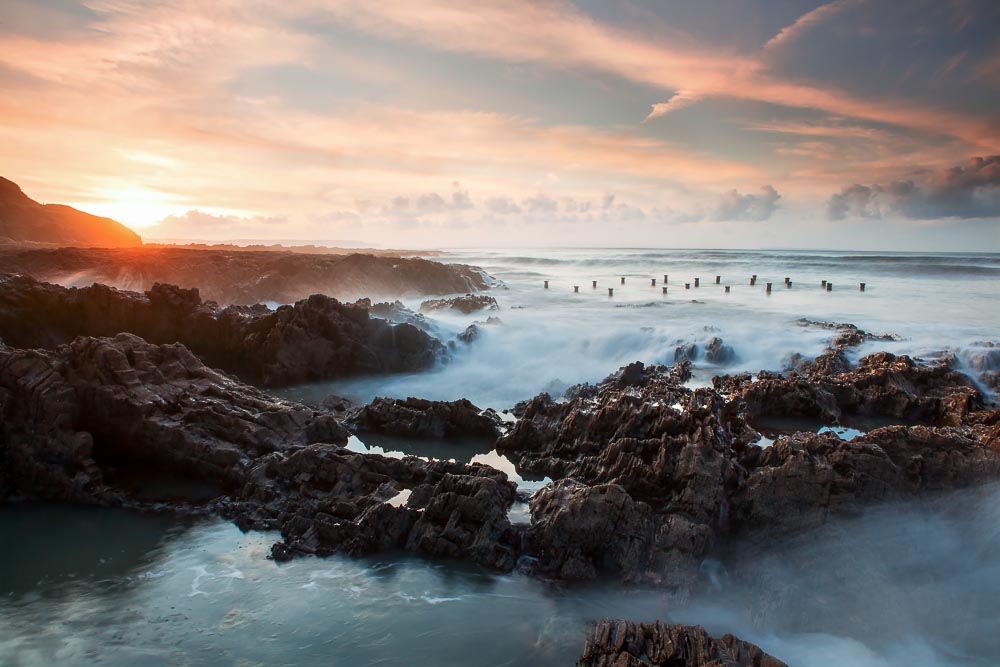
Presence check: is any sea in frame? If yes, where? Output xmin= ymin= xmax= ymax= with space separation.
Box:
xmin=3 ymin=248 xmax=999 ymax=666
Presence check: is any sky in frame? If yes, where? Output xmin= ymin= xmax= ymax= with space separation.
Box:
xmin=1 ymin=0 xmax=999 ymax=250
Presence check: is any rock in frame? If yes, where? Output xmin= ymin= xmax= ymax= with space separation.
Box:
xmin=0 ymin=273 xmax=445 ymax=386
xmin=718 ymin=351 xmax=984 ymax=429
xmin=704 ymin=337 xmax=736 ymax=365
xmin=369 ymin=300 xmax=433 ymax=331
xmin=674 ymin=343 xmax=698 ymax=363
xmin=345 ymin=396 xmax=503 ymax=439
xmin=578 ymin=620 xmax=788 ymax=667
xmin=526 ymin=480 xmax=709 ymax=586
xmin=0 ymin=333 xmax=346 ymax=505
xmin=420 ymin=294 xmax=499 ymax=314
xmin=0 ymin=246 xmax=493 ymax=305
xmin=227 ymin=444 xmax=519 ymax=570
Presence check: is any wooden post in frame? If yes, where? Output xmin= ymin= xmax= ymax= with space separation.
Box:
xmin=694 ymin=278 xmax=700 ymax=287
xmin=724 ymin=286 xmax=731 ymax=293
xmin=608 ymin=287 xmax=614 ymax=296
xmin=651 ymin=278 xmax=656 ymax=286
xmin=786 ymin=280 xmax=792 ymax=288
xmin=860 ymin=282 xmax=866 ymax=292
xmin=821 ymin=280 xmax=827 ymax=288
xmin=573 ymin=285 xmax=579 ymax=293
xmin=544 ymin=280 xmax=549 ymax=289
xmin=766 ymin=282 xmax=772 ymax=293
xmin=662 ymin=286 xmax=668 ymax=294
xmin=750 ymin=275 xmax=757 ymax=286
xmin=715 ymin=275 xmax=720 ymax=284
xmin=592 ymin=280 xmax=597 ymax=288
xmin=685 ymin=283 xmax=691 ymax=289
xmin=826 ymin=283 xmax=833 ymax=292
xmin=663 ymin=274 xmax=668 ymax=284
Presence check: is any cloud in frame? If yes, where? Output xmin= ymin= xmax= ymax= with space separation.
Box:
xmin=142 ymin=209 xmax=287 ymax=239
xmin=644 ymin=90 xmax=702 ymax=121
xmin=522 ymin=193 xmax=559 ymax=213
xmin=485 ymin=197 xmax=522 ymax=215
xmin=828 ymin=156 xmax=1000 ymax=220
xmin=710 ymin=185 xmax=781 ymax=221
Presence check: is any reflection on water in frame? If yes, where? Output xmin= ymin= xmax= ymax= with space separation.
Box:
xmin=3 ymin=483 xmax=1000 ymax=666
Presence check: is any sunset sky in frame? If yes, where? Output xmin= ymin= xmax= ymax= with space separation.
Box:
xmin=2 ymin=0 xmax=999 ymax=249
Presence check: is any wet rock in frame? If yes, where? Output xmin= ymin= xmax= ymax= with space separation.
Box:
xmin=229 ymin=444 xmax=519 ymax=570
xmin=0 ymin=273 xmax=445 ymax=386
xmin=719 ymin=351 xmax=983 ymax=429
xmin=369 ymin=300 xmax=433 ymax=331
xmin=345 ymin=397 xmax=503 ymax=439
xmin=674 ymin=343 xmax=698 ymax=363
xmin=579 ymin=620 xmax=788 ymax=667
xmin=527 ymin=480 xmax=709 ymax=586
xmin=0 ymin=333 xmax=346 ymax=504
xmin=419 ymin=294 xmax=499 ymax=314
xmin=704 ymin=337 xmax=736 ymax=365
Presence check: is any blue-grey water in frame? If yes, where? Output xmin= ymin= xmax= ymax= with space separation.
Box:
xmin=4 ymin=248 xmax=1000 ymax=666
xmin=4 ymin=481 xmax=1000 ymax=666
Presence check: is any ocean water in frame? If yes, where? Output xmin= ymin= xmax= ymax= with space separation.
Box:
xmin=279 ymin=248 xmax=1000 ymax=409
xmin=4 ymin=248 xmax=1000 ymax=666
xmin=3 ymin=482 xmax=1000 ymax=667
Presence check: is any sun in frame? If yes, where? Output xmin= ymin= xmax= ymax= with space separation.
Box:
xmin=69 ymin=187 xmax=185 ymax=230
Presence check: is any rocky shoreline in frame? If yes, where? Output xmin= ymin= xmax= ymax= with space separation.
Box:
xmin=2 ymin=276 xmax=999 ymax=666
xmin=0 ymin=245 xmax=493 ymax=304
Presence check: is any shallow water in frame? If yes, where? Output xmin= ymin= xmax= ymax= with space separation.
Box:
xmin=4 ymin=482 xmax=1000 ymax=667
xmin=276 ymin=248 xmax=1000 ymax=409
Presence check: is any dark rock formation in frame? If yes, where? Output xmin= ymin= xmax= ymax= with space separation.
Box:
xmin=0 ymin=245 xmax=492 ymax=305
xmin=228 ymin=445 xmax=519 ymax=569
xmin=420 ymin=294 xmax=499 ymax=314
xmin=0 ymin=176 xmax=141 ymax=247
xmin=0 ymin=274 xmax=444 ymax=386
xmin=369 ymin=299 xmax=433 ymax=330
xmin=578 ymin=620 xmax=788 ymax=667
xmin=345 ymin=397 xmax=503 ymax=439
xmin=0 ymin=333 xmax=346 ymax=505
xmin=0 ymin=333 xmax=520 ymax=569
xmin=498 ymin=348 xmax=1000 ymax=585
xmin=673 ymin=337 xmax=735 ymax=365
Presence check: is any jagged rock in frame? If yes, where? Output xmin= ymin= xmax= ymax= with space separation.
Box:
xmin=718 ymin=352 xmax=983 ymax=429
xmin=226 ymin=444 xmax=519 ymax=570
xmin=420 ymin=294 xmax=499 ymax=314
xmin=704 ymin=337 xmax=736 ymax=364
xmin=0 ymin=273 xmax=445 ymax=386
xmin=527 ymin=480 xmax=710 ymax=585
xmin=0 ymin=333 xmax=346 ymax=504
xmin=731 ymin=425 xmax=1000 ymax=537
xmin=345 ymin=396 xmax=503 ymax=439
xmin=578 ymin=620 xmax=788 ymax=667
xmin=369 ymin=299 xmax=433 ymax=331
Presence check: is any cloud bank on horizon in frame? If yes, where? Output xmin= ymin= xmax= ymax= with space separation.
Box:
xmin=1 ymin=0 xmax=998 ymax=249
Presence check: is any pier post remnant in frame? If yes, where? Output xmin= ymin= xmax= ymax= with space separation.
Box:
xmin=544 ymin=280 xmax=549 ymax=289
xmin=608 ymin=287 xmax=614 ymax=297
xmin=715 ymin=275 xmax=721 ymax=284
xmin=651 ymin=278 xmax=656 ymax=286
xmin=685 ymin=283 xmax=691 ymax=289
xmin=621 ymin=276 xmax=626 ymax=285
xmin=662 ymin=286 xmax=668 ymax=294
xmin=725 ymin=285 xmax=731 ymax=293
xmin=695 ymin=278 xmax=700 ymax=287
xmin=821 ymin=280 xmax=827 ymax=288
xmin=750 ymin=275 xmax=757 ymax=286
xmin=573 ymin=285 xmax=579 ymax=293
xmin=766 ymin=282 xmax=772 ymax=293
xmin=860 ymin=282 xmax=866 ymax=292
xmin=592 ymin=280 xmax=597 ymax=288
xmin=663 ymin=274 xmax=668 ymax=284
xmin=826 ymin=283 xmax=833 ymax=292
